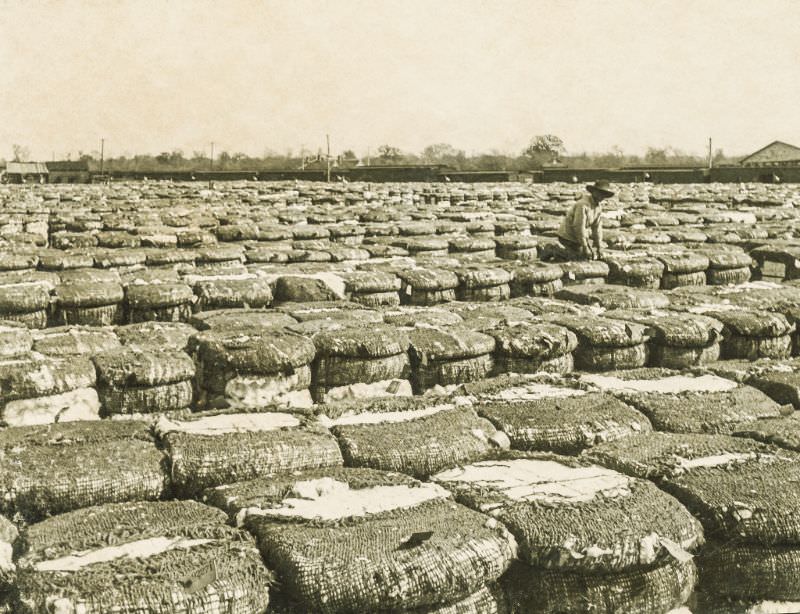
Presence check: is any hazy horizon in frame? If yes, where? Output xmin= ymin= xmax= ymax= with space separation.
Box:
xmin=2 ymin=0 xmax=799 ymax=161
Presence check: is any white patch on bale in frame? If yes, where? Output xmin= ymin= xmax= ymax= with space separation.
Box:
xmin=241 ymin=478 xmax=449 ymax=521
xmin=433 ymin=459 xmax=633 ymax=505
xmin=156 ymin=412 xmax=300 ymax=436
xmin=678 ymin=452 xmax=760 ymax=470
xmin=319 ymin=379 xmax=413 ymax=404
xmin=581 ymin=373 xmax=738 ymax=394
xmin=36 ymin=536 xmax=212 ymax=572
xmin=2 ymin=387 xmax=100 ymax=427
xmin=318 ymin=402 xmax=453 ymax=427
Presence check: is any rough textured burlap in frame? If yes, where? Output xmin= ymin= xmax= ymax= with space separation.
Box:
xmin=158 ymin=411 xmax=343 ymax=496
xmin=661 ymin=270 xmax=707 ymax=289
xmin=55 ymin=282 xmax=124 ymax=308
xmin=0 ymin=282 xmax=50 ymax=314
xmin=586 ymin=431 xmax=773 ymax=478
xmin=0 ymin=320 xmax=32 ymax=357
xmin=544 ymin=314 xmax=649 ymax=348
xmin=206 ymin=468 xmax=516 ymax=614
xmin=556 ymin=284 xmax=670 ymax=310
xmin=433 ymin=451 xmax=702 ymax=572
xmin=412 ymin=354 xmax=494 ymax=392
xmin=604 ymin=309 xmax=723 ymax=348
xmin=195 ymin=328 xmax=316 ymax=377
xmin=312 ymin=324 xmax=410 ymax=358
xmin=734 ymin=414 xmax=800 ymax=450
xmin=698 ymin=541 xmax=800 ymax=601
xmin=488 ymin=322 xmax=577 ymax=364
xmin=499 ymin=557 xmax=696 ymax=614
xmin=476 ymin=393 xmax=651 ymax=454
xmin=14 ymin=500 xmax=270 ymax=614
xmin=275 ymin=300 xmax=383 ymax=323
xmin=0 ymin=420 xmax=167 ymax=521
xmin=723 ymin=333 xmax=794 ymax=360
xmin=93 ymin=347 xmax=195 ymax=387
xmin=409 ymin=327 xmax=495 ymax=361
xmin=617 ymin=385 xmax=783 ymax=434
xmin=0 ymin=355 xmax=96 ymax=403
xmin=115 ymin=321 xmax=197 ymax=351
xmin=312 ymin=353 xmax=409 ymax=392
xmin=125 ymin=282 xmax=194 ymax=309
xmin=707 ymin=266 xmax=752 ymax=285
xmin=574 ymin=343 xmax=649 ymax=371
xmin=194 ymin=277 xmax=274 ymax=310
xmin=99 ymin=379 xmax=194 ymax=416
xmin=332 ymin=406 xmax=500 ymax=479
xmin=188 ymin=308 xmax=296 ymax=331
xmin=398 ymin=268 xmax=460 ymax=291
xmin=746 ymin=371 xmax=800 ymax=407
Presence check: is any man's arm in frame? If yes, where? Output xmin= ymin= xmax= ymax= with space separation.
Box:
xmin=591 ymin=215 xmax=603 ymax=258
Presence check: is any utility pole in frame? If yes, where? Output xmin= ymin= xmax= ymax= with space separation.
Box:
xmin=366 ymin=147 xmax=371 ymax=166
xmin=708 ymin=137 xmax=712 ymax=169
xmin=99 ymin=138 xmax=105 ymax=174
xmin=210 ymin=142 xmax=215 ymax=171
xmin=326 ymin=134 xmax=331 ymax=183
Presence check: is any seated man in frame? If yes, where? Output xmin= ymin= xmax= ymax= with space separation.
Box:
xmin=549 ymin=180 xmax=615 ymax=261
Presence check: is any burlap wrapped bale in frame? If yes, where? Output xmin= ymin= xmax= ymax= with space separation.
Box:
xmin=734 ymin=414 xmax=800 ymax=451
xmin=13 ymin=500 xmax=271 ymax=614
xmin=311 ymin=324 xmax=411 ymax=401
xmin=604 ymin=255 xmax=665 ymax=289
xmin=488 ymin=322 xmax=577 ymax=375
xmin=323 ymin=403 xmax=502 ymax=479
xmin=708 ymin=266 xmax=752 ymax=285
xmin=189 ymin=308 xmax=296 ymax=331
xmin=193 ymin=277 xmax=274 ymax=311
xmin=607 ymin=381 xmax=783 ymax=434
xmin=383 ymin=307 xmax=464 ymax=328
xmin=495 ymin=235 xmax=538 ymax=261
xmin=0 ymin=250 xmax=38 ymax=271
xmin=559 ymin=260 xmax=610 ymax=285
xmin=745 ymin=370 xmax=800 ymax=407
xmin=661 ymin=270 xmax=707 ymax=289
xmin=432 ymin=452 xmax=702 ymax=572
xmin=398 ymin=268 xmax=460 ymax=306
xmin=0 ymin=420 xmax=167 ymax=521
xmin=555 ymin=284 xmax=670 ymax=310
xmin=545 ymin=314 xmax=650 ymax=371
xmin=275 ymin=300 xmax=383 ymax=323
xmin=339 ymin=271 xmax=401 ymax=307
xmin=194 ymin=328 xmax=316 ymax=405
xmin=125 ymin=282 xmax=194 ymax=322
xmin=476 ymin=392 xmax=651 ymax=454
xmin=0 ymin=282 xmax=50 ymax=329
xmin=585 ymin=431 xmax=773 ymax=480
xmin=409 ymin=327 xmax=495 ymax=391
xmin=115 ymin=320 xmax=197 ymax=351
xmin=156 ymin=410 xmax=343 ymax=496
xmin=654 ymin=251 xmax=710 ymax=275
xmin=205 ymin=467 xmax=516 ymax=614
xmin=499 ymin=557 xmax=696 ymax=614
xmin=38 ymin=249 xmax=94 ymax=271
xmin=0 ymin=319 xmax=32 ymax=357
xmin=605 ymin=309 xmax=724 ymax=369
xmin=699 ymin=309 xmax=794 ymax=360
xmin=698 ymin=541 xmax=800 ymax=602
xmin=0 ymin=354 xmax=96 ymax=404
xmin=58 ymin=268 xmax=122 ymax=285
xmin=453 ymin=267 xmax=513 ymax=302
xmin=31 ymin=326 xmax=120 ymax=357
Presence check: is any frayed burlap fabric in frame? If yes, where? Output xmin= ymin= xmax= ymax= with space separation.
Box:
xmin=0 ymin=420 xmax=167 ymax=521
xmin=734 ymin=414 xmax=800 ymax=450
xmin=0 ymin=320 xmax=32 ymax=357
xmin=488 ymin=322 xmax=577 ymax=375
xmin=13 ymin=500 xmax=271 ymax=614
xmin=476 ymin=393 xmax=651 ymax=454
xmin=432 ymin=451 xmax=702 ymax=573
xmin=193 ymin=277 xmax=274 ymax=311
xmin=556 ymin=284 xmax=670 ymax=310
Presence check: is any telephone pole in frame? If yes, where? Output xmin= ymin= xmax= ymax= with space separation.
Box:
xmin=707 ymin=137 xmax=712 ymax=169
xmin=326 ymin=134 xmax=331 ymax=182
xmin=99 ymin=138 xmax=105 ymax=174
xmin=210 ymin=142 xmax=215 ymax=171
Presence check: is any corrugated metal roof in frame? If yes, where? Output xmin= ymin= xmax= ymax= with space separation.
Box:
xmin=5 ymin=162 xmax=49 ymax=174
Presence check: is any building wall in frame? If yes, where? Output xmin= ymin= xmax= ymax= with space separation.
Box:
xmin=742 ymin=142 xmax=800 ymax=166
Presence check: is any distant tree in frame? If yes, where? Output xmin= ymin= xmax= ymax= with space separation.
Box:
xmin=523 ymin=135 xmax=566 ymax=167
xmin=11 ymin=144 xmax=30 ymax=162
xmin=377 ymin=145 xmax=403 ymax=163
xmin=644 ymin=147 xmax=669 ymax=164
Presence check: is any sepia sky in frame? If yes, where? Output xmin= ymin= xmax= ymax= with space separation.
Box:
xmin=2 ymin=0 xmax=800 ymax=160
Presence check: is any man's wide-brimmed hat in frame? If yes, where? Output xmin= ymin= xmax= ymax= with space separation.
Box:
xmin=587 ymin=180 xmax=615 ymax=197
